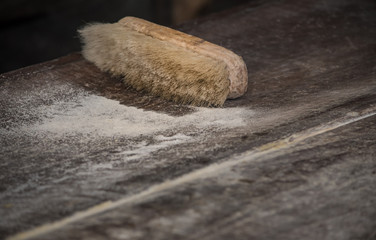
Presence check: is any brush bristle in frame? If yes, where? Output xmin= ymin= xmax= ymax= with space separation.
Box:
xmin=79 ymin=23 xmax=229 ymax=107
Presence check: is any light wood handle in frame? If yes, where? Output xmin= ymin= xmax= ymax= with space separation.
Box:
xmin=118 ymin=17 xmax=248 ymax=99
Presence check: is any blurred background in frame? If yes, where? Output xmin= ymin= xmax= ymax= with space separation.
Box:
xmin=0 ymin=0 xmax=251 ymax=74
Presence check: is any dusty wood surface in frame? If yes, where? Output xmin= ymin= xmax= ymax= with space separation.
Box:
xmin=1 ymin=0 xmax=376 ymax=239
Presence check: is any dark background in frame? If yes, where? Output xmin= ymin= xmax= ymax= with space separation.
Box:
xmin=0 ymin=0 xmax=250 ymax=74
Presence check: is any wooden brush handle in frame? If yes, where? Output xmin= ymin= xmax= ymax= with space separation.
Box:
xmin=118 ymin=17 xmax=248 ymax=99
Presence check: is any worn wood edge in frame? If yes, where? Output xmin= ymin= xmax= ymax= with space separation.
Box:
xmin=118 ymin=16 xmax=248 ymax=99
xmin=7 ymin=108 xmax=376 ymax=240
xmin=0 ymin=53 xmax=83 ymax=80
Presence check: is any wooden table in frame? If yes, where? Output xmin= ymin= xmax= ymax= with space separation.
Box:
xmin=1 ymin=0 xmax=376 ymax=239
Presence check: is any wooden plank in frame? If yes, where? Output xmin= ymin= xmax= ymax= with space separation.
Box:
xmin=1 ymin=0 xmax=376 ymax=238
xmin=28 ymin=114 xmax=376 ymax=240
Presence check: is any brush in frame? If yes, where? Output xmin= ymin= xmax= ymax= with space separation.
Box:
xmin=79 ymin=17 xmax=248 ymax=107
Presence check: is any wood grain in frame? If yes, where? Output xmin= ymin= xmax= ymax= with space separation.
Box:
xmin=29 ymin=114 xmax=376 ymax=240
xmin=1 ymin=0 xmax=376 ymax=239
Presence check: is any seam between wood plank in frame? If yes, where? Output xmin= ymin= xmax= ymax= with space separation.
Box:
xmin=7 ymin=109 xmax=376 ymax=240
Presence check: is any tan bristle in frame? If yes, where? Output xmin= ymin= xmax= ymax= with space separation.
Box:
xmin=79 ymin=18 xmax=247 ymax=107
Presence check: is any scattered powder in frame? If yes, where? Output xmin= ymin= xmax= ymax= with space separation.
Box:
xmin=119 ymin=133 xmax=193 ymax=161
xmin=22 ymin=95 xmax=255 ymax=138
xmin=10 ymin=94 xmax=255 ymax=164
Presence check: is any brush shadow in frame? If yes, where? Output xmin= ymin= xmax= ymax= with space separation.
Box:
xmin=71 ymin=54 xmax=196 ymax=116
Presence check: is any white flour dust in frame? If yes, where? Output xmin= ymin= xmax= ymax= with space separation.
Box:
xmin=12 ymin=94 xmax=255 ymax=164
xmin=119 ymin=134 xmax=192 ymax=161
xmin=26 ymin=95 xmax=254 ymax=138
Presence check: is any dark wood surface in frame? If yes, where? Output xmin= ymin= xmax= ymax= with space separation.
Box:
xmin=1 ymin=0 xmax=376 ymax=239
